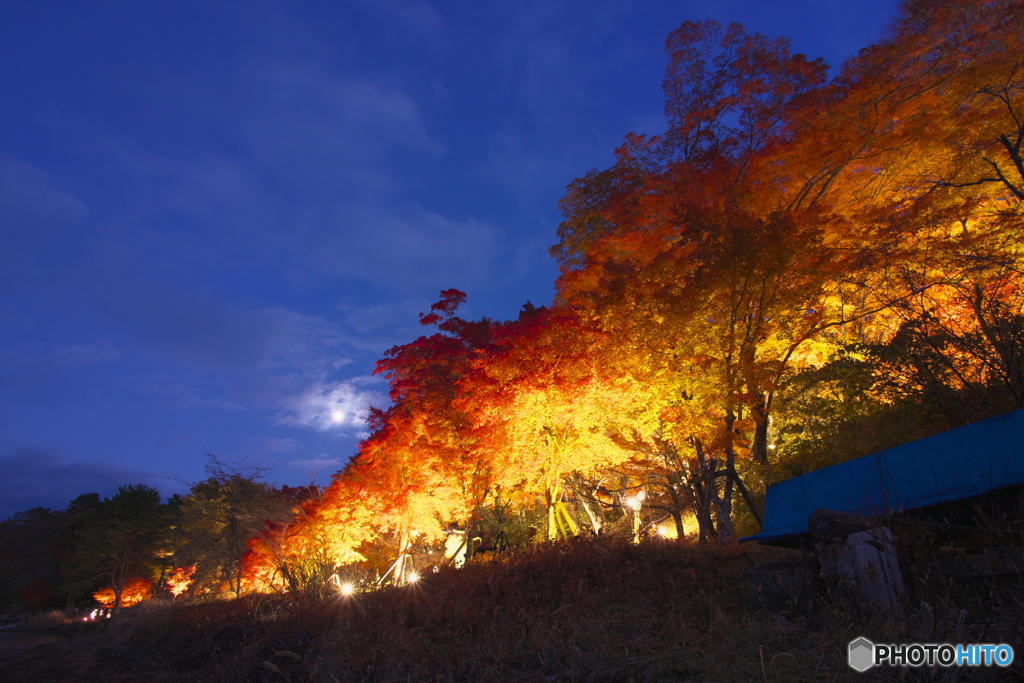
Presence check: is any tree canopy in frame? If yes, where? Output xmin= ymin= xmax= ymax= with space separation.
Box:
xmin=5 ymin=0 xmax=1022 ymax=606
xmin=240 ymin=0 xmax=1024 ymax=570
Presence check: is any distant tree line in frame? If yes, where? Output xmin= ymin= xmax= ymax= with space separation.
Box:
xmin=0 ymin=456 xmax=316 ymax=614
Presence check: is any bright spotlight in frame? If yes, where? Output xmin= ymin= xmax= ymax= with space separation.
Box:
xmin=339 ymin=582 xmax=355 ymax=596
xmin=407 ymin=571 xmax=421 ymax=584
xmin=624 ymin=490 xmax=646 ymax=511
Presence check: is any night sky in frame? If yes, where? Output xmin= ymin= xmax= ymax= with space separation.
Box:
xmin=0 ymin=0 xmax=900 ymax=518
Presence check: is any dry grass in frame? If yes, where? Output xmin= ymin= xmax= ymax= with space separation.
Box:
xmin=1 ymin=537 xmax=1021 ymax=682
xmin=16 ymin=609 xmax=74 ymax=630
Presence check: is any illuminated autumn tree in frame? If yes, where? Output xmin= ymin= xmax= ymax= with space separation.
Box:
xmin=548 ymin=0 xmax=1024 ymax=544
xmin=815 ymin=0 xmax=1024 ymax=429
xmin=93 ymin=576 xmax=153 ymax=609
xmin=176 ymin=455 xmax=295 ymax=597
xmin=250 ymin=290 xmax=502 ymax=589
xmin=165 ymin=564 xmax=197 ymax=598
xmin=62 ymin=485 xmax=168 ymax=613
xmin=243 ymin=473 xmax=379 ymax=596
xmin=245 ymin=0 xmax=1024 ymax=558
xmin=458 ymin=306 xmax=642 ymax=540
xmin=557 ymin=185 xmax=862 ymax=539
xmin=357 ymin=290 xmax=502 ymax=567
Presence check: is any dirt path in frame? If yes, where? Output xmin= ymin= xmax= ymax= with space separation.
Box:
xmin=0 ymin=631 xmax=63 ymax=658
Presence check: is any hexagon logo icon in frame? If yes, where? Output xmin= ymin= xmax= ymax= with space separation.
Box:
xmin=848 ymin=637 xmax=875 ymax=672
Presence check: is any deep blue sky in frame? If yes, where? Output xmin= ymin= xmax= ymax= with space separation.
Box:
xmin=0 ymin=0 xmax=900 ymax=518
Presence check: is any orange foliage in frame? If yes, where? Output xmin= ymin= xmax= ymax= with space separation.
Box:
xmin=238 ymin=0 xmax=1024 ymax=571
xmin=93 ymin=576 xmax=153 ymax=609
xmin=165 ymin=564 xmax=197 ymax=597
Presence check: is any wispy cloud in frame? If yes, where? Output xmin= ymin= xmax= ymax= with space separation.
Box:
xmin=289 ymin=456 xmax=344 ymax=472
xmin=53 ymin=344 xmax=123 ymax=366
xmin=138 ymin=383 xmax=245 ymax=412
xmin=0 ymin=154 xmax=88 ymax=233
xmin=349 ymin=0 xmax=446 ymax=44
xmin=264 ymin=437 xmax=297 ymax=453
xmin=0 ymin=343 xmax=124 ymax=400
xmin=235 ymin=61 xmax=444 ymax=200
xmin=299 ymin=203 xmax=501 ymax=292
xmin=278 ymin=378 xmax=385 ymax=432
xmin=99 ymin=291 xmax=348 ymax=377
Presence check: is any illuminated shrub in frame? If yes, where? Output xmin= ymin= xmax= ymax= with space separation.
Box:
xmin=93 ymin=576 xmax=154 ymax=608
xmin=165 ymin=564 xmax=197 ymax=597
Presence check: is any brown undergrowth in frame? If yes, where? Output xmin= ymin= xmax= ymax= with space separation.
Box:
xmin=1 ymin=537 xmax=1020 ymax=682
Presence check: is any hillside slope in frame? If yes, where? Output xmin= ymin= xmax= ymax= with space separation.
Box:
xmin=1 ymin=538 xmax=1019 ymax=682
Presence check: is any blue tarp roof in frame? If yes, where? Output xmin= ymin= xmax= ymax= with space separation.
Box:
xmin=741 ymin=408 xmax=1024 ymax=545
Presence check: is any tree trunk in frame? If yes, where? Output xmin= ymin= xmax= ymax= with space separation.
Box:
xmin=228 ymin=514 xmax=242 ymax=597
xmin=692 ymin=438 xmax=717 ymax=543
xmin=664 ymin=475 xmax=686 ymax=540
xmin=630 ymin=501 xmax=642 ymax=543
xmin=717 ymin=450 xmax=737 ymax=544
xmin=464 ymin=514 xmax=477 ymax=562
xmin=671 ymin=510 xmax=685 ymax=540
xmin=714 ymin=489 xmax=734 ymax=543
xmin=716 ymin=411 xmax=739 ymax=544
xmin=750 ymin=396 xmax=771 ymax=466
xmin=577 ymin=495 xmax=603 ymax=535
xmin=545 ymin=488 xmax=556 ymax=541
xmin=112 ymin=561 xmax=129 ymax=614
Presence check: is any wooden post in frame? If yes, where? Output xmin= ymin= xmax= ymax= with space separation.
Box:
xmin=809 ymin=510 xmax=904 ymax=614
xmin=555 ymin=500 xmax=579 ymax=538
